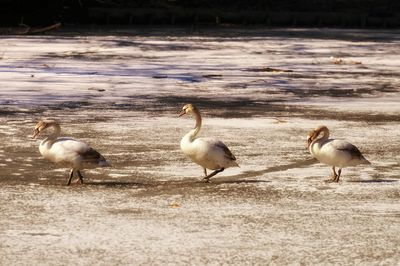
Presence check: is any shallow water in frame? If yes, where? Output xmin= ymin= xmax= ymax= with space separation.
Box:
xmin=1 ymin=28 xmax=400 ymax=265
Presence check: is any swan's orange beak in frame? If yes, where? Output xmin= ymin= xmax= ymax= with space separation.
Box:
xmin=178 ymin=110 xmax=186 ymax=117
xmin=32 ymin=128 xmax=40 ymax=139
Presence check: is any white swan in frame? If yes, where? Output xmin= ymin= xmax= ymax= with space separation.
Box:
xmin=32 ymin=120 xmax=110 ymax=185
xmin=179 ymin=104 xmax=239 ymax=182
xmin=307 ymin=125 xmax=371 ymax=182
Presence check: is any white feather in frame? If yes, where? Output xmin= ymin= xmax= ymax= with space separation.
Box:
xmin=181 ymin=133 xmax=238 ymax=170
xmin=308 ymin=125 xmax=370 ymax=182
xmin=310 ymin=139 xmax=369 ymax=168
xmin=34 ymin=120 xmax=109 ymax=184
xmin=179 ymin=104 xmax=238 ymax=179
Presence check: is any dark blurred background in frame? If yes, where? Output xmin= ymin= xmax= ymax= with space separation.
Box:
xmin=1 ymin=0 xmax=399 ymax=27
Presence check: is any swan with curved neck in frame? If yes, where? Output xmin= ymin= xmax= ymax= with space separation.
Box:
xmin=179 ymin=104 xmax=238 ymax=182
xmin=32 ymin=119 xmax=110 ymax=185
xmin=307 ymin=125 xmax=370 ymax=182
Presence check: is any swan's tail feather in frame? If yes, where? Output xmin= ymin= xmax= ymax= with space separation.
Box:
xmin=99 ymin=159 xmax=111 ymax=167
xmin=80 ymin=148 xmax=110 ymax=167
xmin=361 ymin=156 xmax=371 ymax=165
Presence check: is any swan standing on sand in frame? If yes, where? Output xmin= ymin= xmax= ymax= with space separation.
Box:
xmin=32 ymin=120 xmax=110 ymax=185
xmin=179 ymin=104 xmax=239 ymax=182
xmin=307 ymin=125 xmax=370 ymax=182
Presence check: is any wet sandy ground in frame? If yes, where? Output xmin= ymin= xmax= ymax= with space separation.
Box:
xmin=1 ymin=28 xmax=400 ymax=265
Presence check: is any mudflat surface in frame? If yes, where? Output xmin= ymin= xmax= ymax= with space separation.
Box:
xmin=0 ymin=28 xmax=400 ymax=265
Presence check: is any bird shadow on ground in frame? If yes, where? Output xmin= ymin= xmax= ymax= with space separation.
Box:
xmin=212 ymin=179 xmax=271 ymax=184
xmin=224 ymin=157 xmax=318 ymax=181
xmin=80 ymin=158 xmax=317 ymax=188
xmin=84 ymin=181 xmax=153 ymax=187
xmin=347 ymin=179 xmax=398 ymax=183
xmin=89 ymin=158 xmax=317 ymax=187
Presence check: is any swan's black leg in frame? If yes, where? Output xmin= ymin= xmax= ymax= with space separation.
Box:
xmin=325 ymin=166 xmax=338 ymax=182
xmin=203 ymin=168 xmax=207 ymax=177
xmin=203 ymin=168 xmax=224 ymax=183
xmin=334 ymin=169 xmax=342 ymax=182
xmin=77 ymin=170 xmax=85 ymax=184
xmin=67 ymin=169 xmax=74 ymax=186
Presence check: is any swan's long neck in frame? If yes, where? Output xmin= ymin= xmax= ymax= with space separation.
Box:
xmin=46 ymin=122 xmax=61 ymax=141
xmin=317 ymin=127 xmax=330 ymax=141
xmin=183 ymin=109 xmax=202 ymax=143
xmin=310 ymin=127 xmax=330 ymax=155
xmin=192 ymin=109 xmax=202 ymax=138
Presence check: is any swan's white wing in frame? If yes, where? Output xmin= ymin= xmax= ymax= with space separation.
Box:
xmin=213 ymin=140 xmax=236 ymax=161
xmin=317 ymin=139 xmax=369 ymax=167
xmin=47 ymin=138 xmax=108 ymax=167
xmin=53 ymin=138 xmax=91 ymax=154
xmin=194 ymin=137 xmax=237 ymax=161
xmin=330 ymin=140 xmax=364 ymax=160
